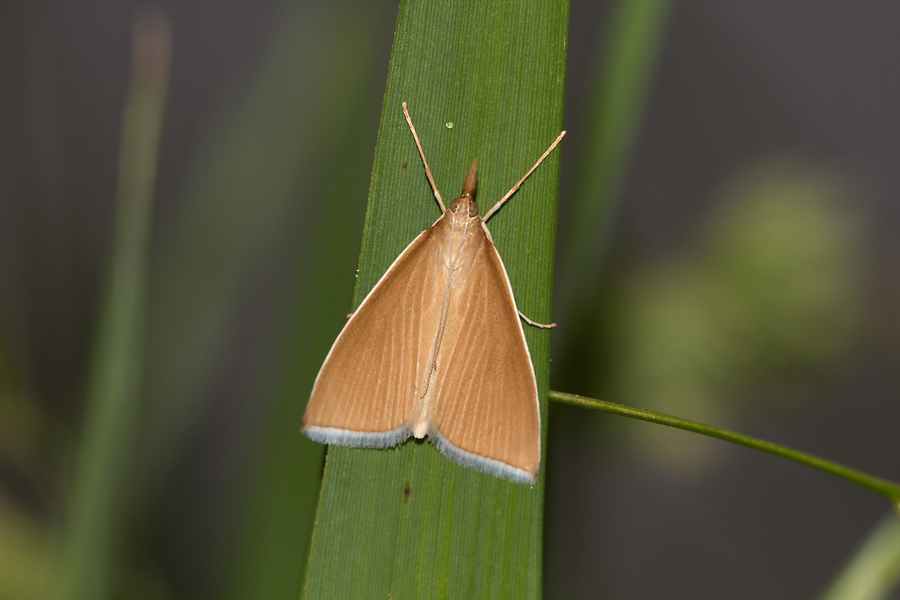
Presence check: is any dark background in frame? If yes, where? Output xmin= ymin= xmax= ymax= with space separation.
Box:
xmin=1 ymin=1 xmax=899 ymax=598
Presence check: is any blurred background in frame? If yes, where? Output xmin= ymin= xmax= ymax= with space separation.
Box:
xmin=1 ymin=0 xmax=899 ymax=598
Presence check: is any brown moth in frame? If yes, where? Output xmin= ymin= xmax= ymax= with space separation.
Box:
xmin=302 ymin=103 xmax=564 ymax=484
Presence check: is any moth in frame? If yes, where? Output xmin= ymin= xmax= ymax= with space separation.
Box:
xmin=302 ymin=103 xmax=564 ymax=484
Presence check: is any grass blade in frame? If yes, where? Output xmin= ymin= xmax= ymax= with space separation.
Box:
xmin=820 ymin=514 xmax=900 ymax=600
xmin=302 ymin=1 xmax=568 ymax=598
xmin=54 ymin=10 xmax=170 ymax=599
xmin=217 ymin=5 xmax=391 ymax=598
xmin=554 ymin=0 xmax=673 ymax=376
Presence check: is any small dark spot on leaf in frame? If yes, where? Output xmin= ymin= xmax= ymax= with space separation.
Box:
xmin=402 ymin=161 xmax=408 ymax=170
xmin=402 ymin=481 xmax=411 ymax=503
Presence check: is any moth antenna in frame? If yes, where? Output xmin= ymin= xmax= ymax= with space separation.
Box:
xmin=402 ymin=102 xmax=446 ymax=213
xmin=482 ymin=130 xmax=566 ymax=222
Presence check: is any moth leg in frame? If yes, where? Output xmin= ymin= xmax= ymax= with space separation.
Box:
xmin=518 ymin=310 xmax=556 ymax=328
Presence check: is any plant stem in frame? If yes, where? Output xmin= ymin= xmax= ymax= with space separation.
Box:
xmin=549 ymin=390 xmax=900 ymax=507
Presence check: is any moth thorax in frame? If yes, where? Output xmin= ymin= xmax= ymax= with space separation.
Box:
xmin=449 ymin=196 xmax=479 ymax=217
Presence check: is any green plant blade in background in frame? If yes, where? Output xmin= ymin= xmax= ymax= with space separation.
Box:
xmin=303 ymin=1 xmax=567 ymax=598
xmin=111 ymin=0 xmax=393 ymax=596
xmin=554 ymin=0 xmax=672 ymax=373
xmin=218 ymin=3 xmax=393 ymax=598
xmin=136 ymin=1 xmax=382 ymax=501
xmin=820 ymin=514 xmax=900 ymax=600
xmin=570 ymin=0 xmax=672 ymax=257
xmin=54 ymin=11 xmax=170 ymax=600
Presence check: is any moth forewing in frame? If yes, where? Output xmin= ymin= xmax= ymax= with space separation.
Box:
xmin=302 ymin=224 xmax=445 ymax=445
xmin=427 ymin=218 xmax=541 ymax=483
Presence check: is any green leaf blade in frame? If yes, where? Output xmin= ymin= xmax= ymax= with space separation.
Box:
xmin=54 ymin=11 xmax=170 ymax=599
xmin=303 ymin=1 xmax=568 ymax=598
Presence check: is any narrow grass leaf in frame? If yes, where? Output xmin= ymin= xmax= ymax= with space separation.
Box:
xmin=303 ymin=1 xmax=567 ymax=598
xmin=219 ymin=5 xmax=392 ymax=598
xmin=819 ymin=514 xmax=900 ymax=600
xmin=54 ymin=11 xmax=169 ymax=599
xmin=554 ymin=0 xmax=673 ymax=372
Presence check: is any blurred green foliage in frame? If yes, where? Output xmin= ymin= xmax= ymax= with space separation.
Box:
xmin=0 ymin=495 xmax=50 ymax=600
xmin=821 ymin=514 xmax=900 ymax=600
xmin=0 ymin=328 xmax=55 ymax=600
xmin=54 ymin=10 xmax=170 ymax=600
xmin=605 ymin=159 xmax=865 ymax=469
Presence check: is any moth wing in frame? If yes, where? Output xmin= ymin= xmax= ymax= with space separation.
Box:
xmin=303 ymin=220 xmax=447 ymax=447
xmin=428 ymin=223 xmax=541 ymax=484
